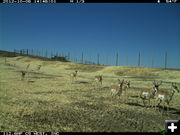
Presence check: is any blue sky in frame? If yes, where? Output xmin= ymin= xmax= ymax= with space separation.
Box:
xmin=0 ymin=4 xmax=180 ymax=68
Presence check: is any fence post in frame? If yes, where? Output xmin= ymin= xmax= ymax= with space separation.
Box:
xmin=138 ymin=52 xmax=140 ymax=67
xmin=20 ymin=50 xmax=22 ymax=55
xmin=31 ymin=49 xmax=33 ymax=56
xmin=97 ymin=53 xmax=99 ymax=65
xmin=51 ymin=51 xmax=53 ymax=58
xmin=126 ymin=55 xmax=129 ymax=66
xmin=68 ymin=52 xmax=70 ymax=61
xmin=164 ymin=52 xmax=167 ymax=69
xmin=45 ymin=50 xmax=48 ymax=58
xmin=151 ymin=54 xmax=154 ymax=68
xmin=14 ymin=49 xmax=16 ymax=57
xmin=116 ymin=53 xmax=118 ymax=66
xmin=27 ymin=49 xmax=28 ymax=56
xmin=106 ymin=55 xmax=108 ymax=66
xmin=5 ymin=57 xmax=6 ymax=64
xmin=81 ymin=52 xmax=84 ymax=64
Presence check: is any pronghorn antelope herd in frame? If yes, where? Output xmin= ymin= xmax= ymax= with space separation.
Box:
xmin=17 ymin=62 xmax=179 ymax=113
xmin=68 ymin=70 xmax=179 ymax=112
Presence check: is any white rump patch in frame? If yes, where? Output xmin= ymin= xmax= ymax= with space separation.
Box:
xmin=111 ymin=89 xmax=118 ymax=95
xmin=142 ymin=92 xmax=149 ymax=96
xmin=158 ymin=94 xmax=164 ymax=100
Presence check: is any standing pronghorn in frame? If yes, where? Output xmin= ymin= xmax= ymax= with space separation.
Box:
xmin=70 ymin=70 xmax=78 ymax=83
xmin=95 ymin=75 xmax=103 ymax=85
xmin=122 ymin=80 xmax=131 ymax=95
xmin=154 ymin=83 xmax=179 ymax=112
xmin=121 ymin=80 xmax=131 ymax=101
xmin=21 ymin=71 xmax=26 ymax=80
xmin=139 ymin=80 xmax=162 ymax=107
xmin=94 ymin=75 xmax=103 ymax=89
xmin=110 ymin=79 xmax=124 ymax=100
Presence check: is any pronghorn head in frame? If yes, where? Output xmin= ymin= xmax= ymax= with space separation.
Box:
xmin=95 ymin=75 xmax=102 ymax=81
xmin=118 ymin=79 xmax=124 ymax=87
xmin=172 ymin=82 xmax=179 ymax=93
xmin=125 ymin=80 xmax=131 ymax=88
xmin=153 ymin=80 xmax=162 ymax=91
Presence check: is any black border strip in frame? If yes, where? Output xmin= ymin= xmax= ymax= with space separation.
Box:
xmin=0 ymin=132 xmax=162 ymax=135
xmin=1 ymin=0 xmax=180 ymax=3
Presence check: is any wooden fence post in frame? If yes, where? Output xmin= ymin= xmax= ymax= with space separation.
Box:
xmin=138 ymin=52 xmax=140 ymax=67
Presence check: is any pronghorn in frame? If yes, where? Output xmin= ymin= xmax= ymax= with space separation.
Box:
xmin=110 ymin=79 xmax=124 ymax=99
xmin=95 ymin=75 xmax=103 ymax=85
xmin=21 ymin=71 xmax=26 ymax=80
xmin=121 ymin=80 xmax=131 ymax=101
xmin=70 ymin=70 xmax=78 ymax=82
xmin=139 ymin=80 xmax=162 ymax=107
xmin=37 ymin=65 xmax=41 ymax=71
xmin=122 ymin=80 xmax=131 ymax=94
xmin=155 ymin=82 xmax=179 ymax=112
xmin=94 ymin=75 xmax=103 ymax=89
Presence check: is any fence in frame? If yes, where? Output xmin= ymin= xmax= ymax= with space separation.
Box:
xmin=11 ymin=48 xmax=172 ymax=69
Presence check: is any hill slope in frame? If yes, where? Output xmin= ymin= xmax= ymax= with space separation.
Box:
xmin=0 ymin=56 xmax=180 ymax=132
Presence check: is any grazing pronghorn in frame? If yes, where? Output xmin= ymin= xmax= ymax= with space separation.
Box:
xmin=110 ymin=79 xmax=124 ymax=99
xmin=70 ymin=70 xmax=78 ymax=82
xmin=155 ymin=83 xmax=179 ymax=112
xmin=139 ymin=80 xmax=162 ymax=107
xmin=21 ymin=71 xmax=26 ymax=80
xmin=26 ymin=64 xmax=30 ymax=70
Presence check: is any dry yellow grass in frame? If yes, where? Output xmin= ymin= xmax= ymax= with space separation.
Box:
xmin=0 ymin=56 xmax=180 ymax=132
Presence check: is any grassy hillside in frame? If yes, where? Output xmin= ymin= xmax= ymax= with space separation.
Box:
xmin=0 ymin=56 xmax=180 ymax=132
